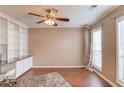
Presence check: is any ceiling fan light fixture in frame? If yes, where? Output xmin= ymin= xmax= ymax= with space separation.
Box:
xmin=45 ymin=19 xmax=55 ymax=26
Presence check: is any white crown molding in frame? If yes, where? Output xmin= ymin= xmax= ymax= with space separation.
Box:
xmin=28 ymin=26 xmax=83 ymax=29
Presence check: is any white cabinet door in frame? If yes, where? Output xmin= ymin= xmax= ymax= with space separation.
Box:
xmin=15 ymin=57 xmax=33 ymax=78
xmin=23 ymin=57 xmax=32 ymax=73
xmin=16 ymin=60 xmax=24 ymax=78
xmin=23 ymin=59 xmax=29 ymax=72
xmin=28 ymin=57 xmax=32 ymax=69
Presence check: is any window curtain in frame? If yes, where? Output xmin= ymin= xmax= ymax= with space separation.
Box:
xmin=84 ymin=26 xmax=93 ymax=71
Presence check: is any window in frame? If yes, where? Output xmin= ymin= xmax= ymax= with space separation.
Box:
xmin=92 ymin=26 xmax=102 ymax=70
xmin=116 ymin=16 xmax=124 ymax=86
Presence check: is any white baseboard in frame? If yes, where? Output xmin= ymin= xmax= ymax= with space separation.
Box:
xmin=32 ymin=66 xmax=85 ymax=68
xmin=93 ymin=69 xmax=117 ymax=87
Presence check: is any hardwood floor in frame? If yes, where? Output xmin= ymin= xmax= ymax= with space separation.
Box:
xmin=16 ymin=68 xmax=111 ymax=87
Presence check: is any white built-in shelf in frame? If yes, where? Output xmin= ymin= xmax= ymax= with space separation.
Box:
xmin=0 ymin=16 xmax=28 ymax=64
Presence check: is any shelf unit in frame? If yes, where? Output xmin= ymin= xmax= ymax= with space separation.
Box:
xmin=0 ymin=16 xmax=28 ymax=64
xmin=8 ymin=21 xmax=19 ymax=62
xmin=19 ymin=27 xmax=28 ymax=58
xmin=0 ymin=17 xmax=7 ymax=64
xmin=0 ymin=13 xmax=32 ymax=79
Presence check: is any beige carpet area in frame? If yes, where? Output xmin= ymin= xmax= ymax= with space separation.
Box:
xmin=17 ymin=72 xmax=71 ymax=87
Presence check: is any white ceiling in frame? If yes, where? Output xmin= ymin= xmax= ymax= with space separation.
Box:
xmin=0 ymin=5 xmax=119 ymax=28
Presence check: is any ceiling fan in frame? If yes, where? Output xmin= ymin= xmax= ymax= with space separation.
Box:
xmin=28 ymin=8 xmax=70 ymax=26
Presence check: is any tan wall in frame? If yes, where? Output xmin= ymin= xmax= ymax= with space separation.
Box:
xmin=28 ymin=28 xmax=84 ymax=67
xmin=92 ymin=6 xmax=124 ymax=86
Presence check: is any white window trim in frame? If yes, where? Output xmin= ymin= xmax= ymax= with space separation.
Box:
xmin=92 ymin=26 xmax=102 ymax=72
xmin=116 ymin=15 xmax=124 ymax=86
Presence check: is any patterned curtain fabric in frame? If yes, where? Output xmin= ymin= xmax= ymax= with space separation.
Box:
xmin=84 ymin=27 xmax=93 ymax=71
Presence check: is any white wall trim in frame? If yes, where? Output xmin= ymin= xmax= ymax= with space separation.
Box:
xmin=93 ymin=69 xmax=117 ymax=87
xmin=0 ymin=11 xmax=27 ymax=28
xmin=32 ymin=66 xmax=85 ymax=68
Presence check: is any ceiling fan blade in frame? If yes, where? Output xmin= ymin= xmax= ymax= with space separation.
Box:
xmin=36 ymin=20 xmax=45 ymax=24
xmin=28 ymin=12 xmax=44 ymax=17
xmin=55 ymin=18 xmax=69 ymax=22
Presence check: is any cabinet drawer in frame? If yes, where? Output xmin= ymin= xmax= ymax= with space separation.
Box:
xmin=16 ymin=60 xmax=23 ymax=78
xmin=15 ymin=57 xmax=33 ymax=78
